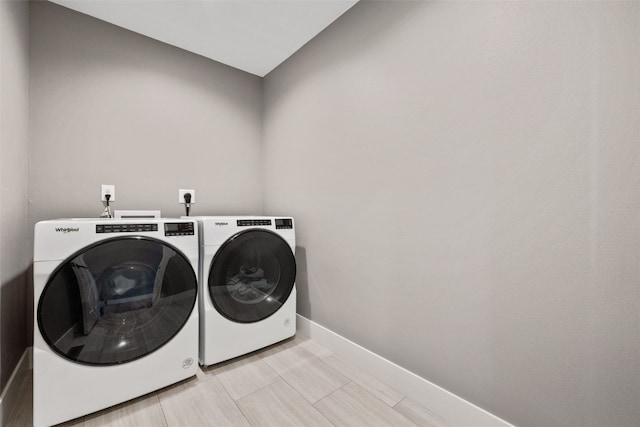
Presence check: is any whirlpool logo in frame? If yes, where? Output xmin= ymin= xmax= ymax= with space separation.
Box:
xmin=214 ymin=222 xmax=228 ymax=227
xmin=55 ymin=227 xmax=79 ymax=234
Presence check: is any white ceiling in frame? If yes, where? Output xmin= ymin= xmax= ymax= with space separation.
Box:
xmin=49 ymin=0 xmax=359 ymax=77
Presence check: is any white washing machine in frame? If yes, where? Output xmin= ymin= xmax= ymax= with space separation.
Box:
xmin=33 ymin=218 xmax=199 ymax=427
xmin=190 ymin=216 xmax=296 ymax=366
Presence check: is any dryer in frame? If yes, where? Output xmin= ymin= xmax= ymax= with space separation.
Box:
xmin=191 ymin=216 xmax=296 ymax=366
xmin=33 ymin=218 xmax=199 ymax=427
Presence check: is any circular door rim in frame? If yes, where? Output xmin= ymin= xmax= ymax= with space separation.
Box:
xmin=208 ymin=229 xmax=296 ymax=324
xmin=37 ymin=235 xmax=198 ymax=366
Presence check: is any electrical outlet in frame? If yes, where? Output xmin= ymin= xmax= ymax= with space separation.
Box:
xmin=101 ymin=185 xmax=115 ymax=202
xmin=179 ymin=189 xmax=195 ymax=204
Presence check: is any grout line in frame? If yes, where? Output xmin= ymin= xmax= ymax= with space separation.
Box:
xmin=234 ymin=399 xmax=255 ymax=427
xmin=198 ymin=366 xmax=256 ymax=426
xmin=230 ymin=376 xmax=282 ymax=403
xmin=154 ymin=392 xmax=169 ymax=427
xmin=207 ymin=356 xmax=280 ymax=402
xmin=316 ymin=381 xmax=421 ymax=427
xmin=220 ymin=380 xmax=254 ymax=427
xmin=312 ymin=381 xmax=358 ymax=425
xmin=392 ymin=397 xmax=450 ymax=427
xmin=287 ymin=377 xmax=339 ymax=427
xmin=156 ymin=392 xmax=171 ymax=427
xmin=321 ymin=352 xmax=405 ymax=408
xmin=313 ymin=345 xmax=426 ymax=423
xmin=263 ymin=345 xmax=351 ymax=405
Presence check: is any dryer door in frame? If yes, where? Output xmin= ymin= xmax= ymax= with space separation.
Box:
xmin=208 ymin=229 xmax=296 ymax=323
xmin=37 ymin=237 xmax=197 ymax=366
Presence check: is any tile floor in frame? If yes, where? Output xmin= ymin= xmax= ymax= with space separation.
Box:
xmin=7 ymin=336 xmax=449 ymax=426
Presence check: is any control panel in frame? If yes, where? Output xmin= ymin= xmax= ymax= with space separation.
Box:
xmin=275 ymin=218 xmax=293 ymax=229
xmin=238 ymin=219 xmax=272 ymax=227
xmin=164 ymin=222 xmax=195 ymax=236
xmin=96 ymin=223 xmax=158 ymax=233
xmin=95 ymin=223 xmax=195 ymax=236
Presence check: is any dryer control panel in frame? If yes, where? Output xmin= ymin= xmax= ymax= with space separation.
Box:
xmin=275 ymin=218 xmax=293 ymax=229
xmin=164 ymin=222 xmax=195 ymax=236
xmin=235 ymin=218 xmax=293 ymax=229
xmin=238 ymin=219 xmax=271 ymax=227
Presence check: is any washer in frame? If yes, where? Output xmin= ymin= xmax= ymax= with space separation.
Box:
xmin=33 ymin=218 xmax=199 ymax=427
xmin=191 ymin=216 xmax=296 ymax=366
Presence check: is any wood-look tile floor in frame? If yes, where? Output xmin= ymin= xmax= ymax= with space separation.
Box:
xmin=6 ymin=336 xmax=449 ymax=427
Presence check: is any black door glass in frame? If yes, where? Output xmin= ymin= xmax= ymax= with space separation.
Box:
xmin=38 ymin=237 xmax=197 ymax=366
xmin=209 ymin=230 xmax=296 ymax=323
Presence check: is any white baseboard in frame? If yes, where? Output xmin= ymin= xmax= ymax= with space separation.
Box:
xmin=296 ymin=315 xmax=514 ymax=427
xmin=0 ymin=347 xmax=31 ymax=426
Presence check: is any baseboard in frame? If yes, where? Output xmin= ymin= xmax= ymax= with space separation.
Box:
xmin=296 ymin=315 xmax=513 ymax=427
xmin=0 ymin=347 xmax=31 ymax=426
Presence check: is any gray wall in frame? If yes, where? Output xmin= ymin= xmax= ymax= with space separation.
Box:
xmin=30 ymin=1 xmax=264 ymax=227
xmin=263 ymin=2 xmax=640 ymax=426
xmin=0 ymin=0 xmax=30 ymax=392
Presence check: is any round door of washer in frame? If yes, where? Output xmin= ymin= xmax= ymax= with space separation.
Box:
xmin=208 ymin=229 xmax=296 ymax=323
xmin=37 ymin=236 xmax=197 ymax=366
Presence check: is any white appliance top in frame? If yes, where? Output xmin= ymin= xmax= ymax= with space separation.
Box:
xmin=34 ymin=218 xmax=198 ymax=262
xmin=190 ymin=216 xmax=295 ymax=246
